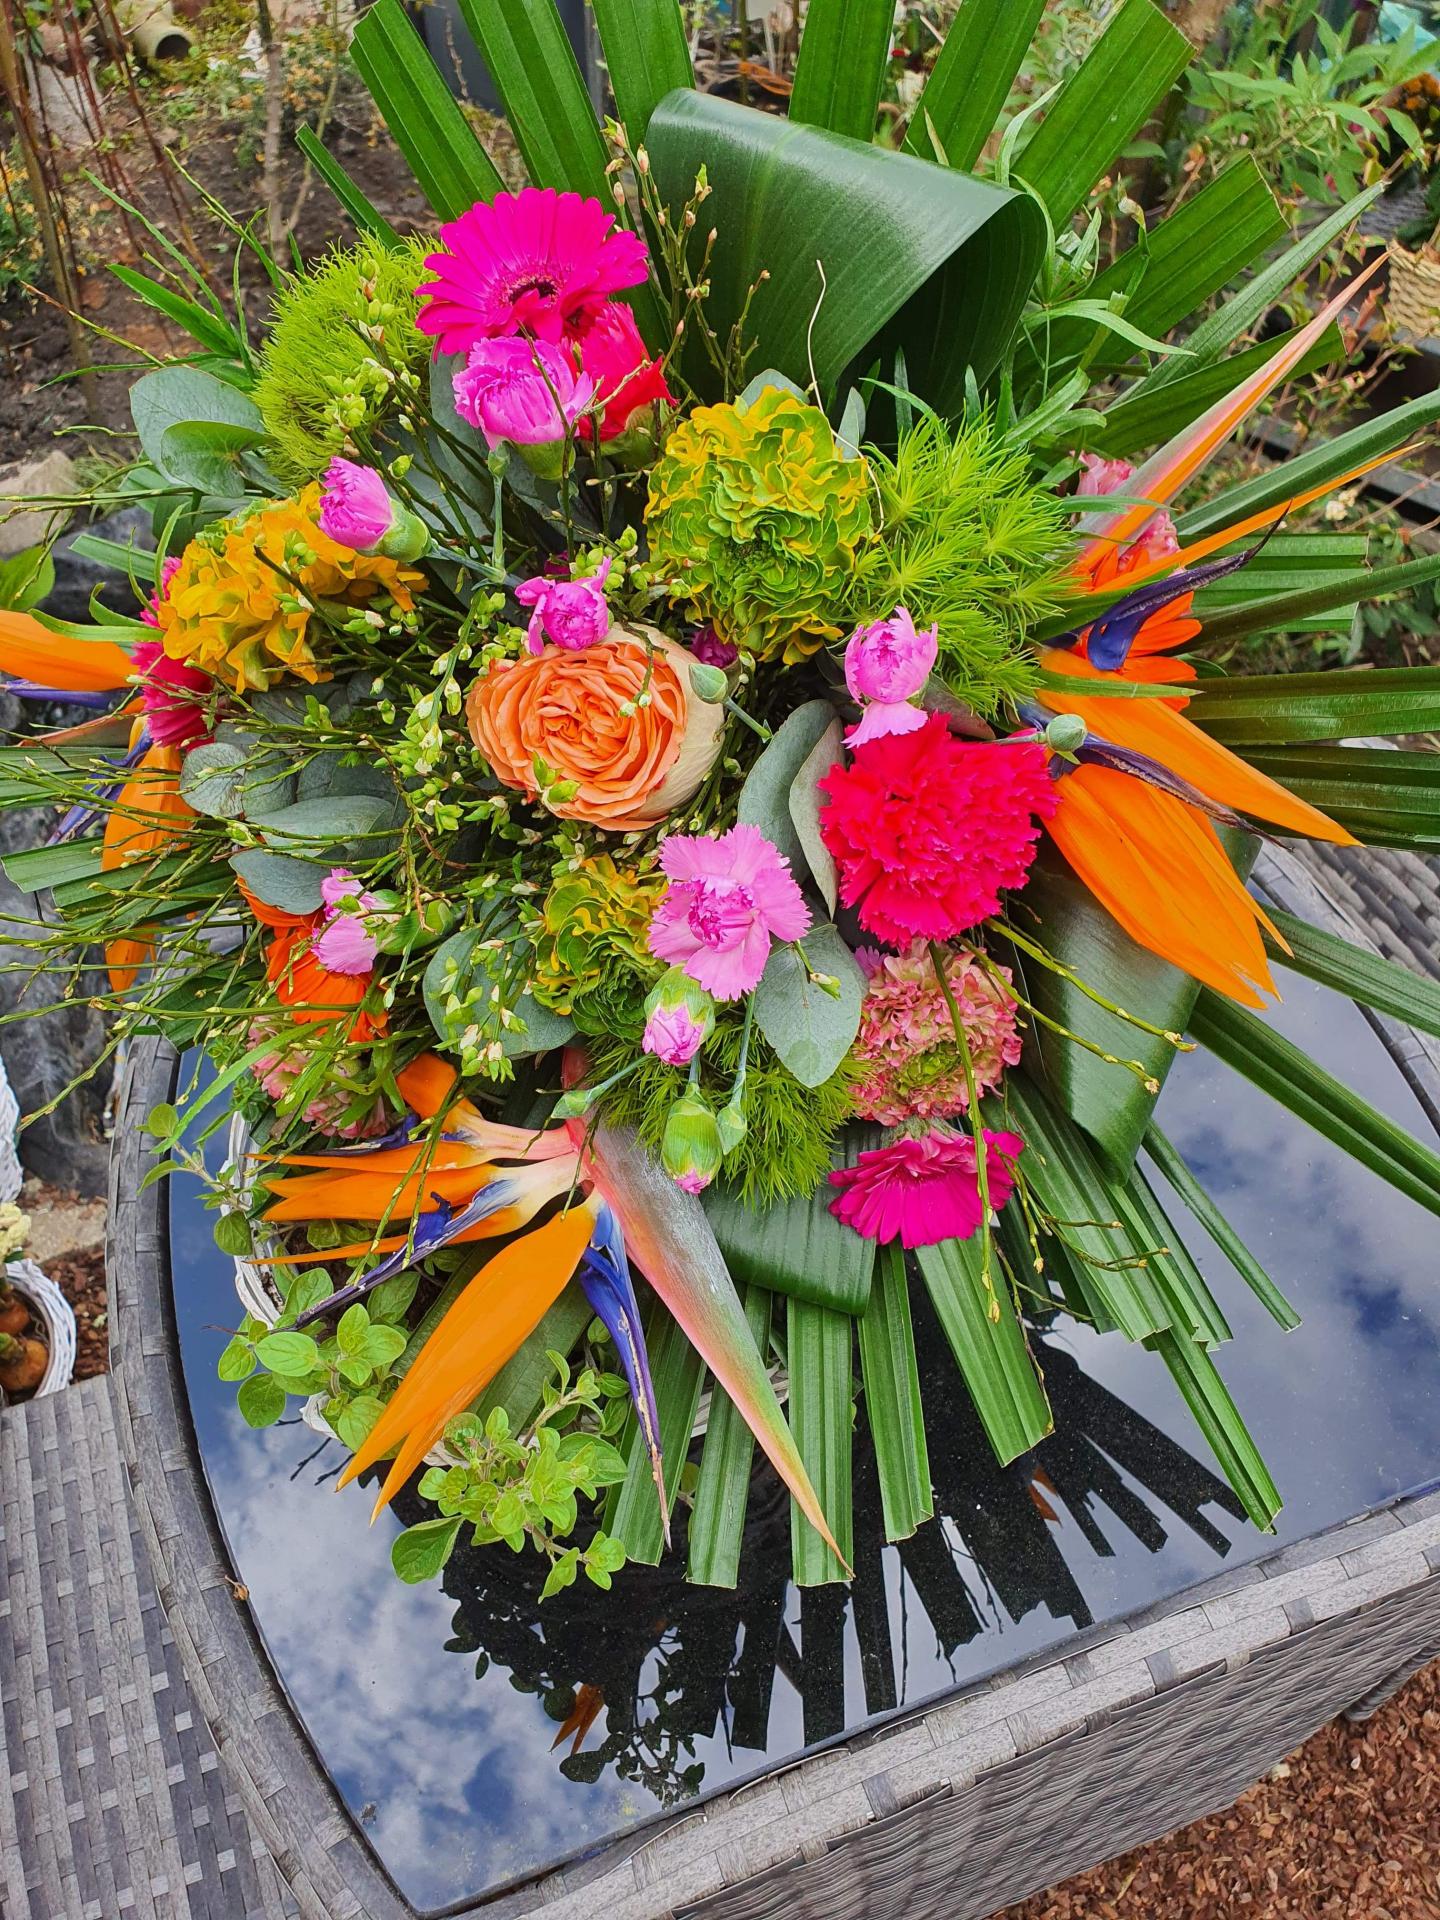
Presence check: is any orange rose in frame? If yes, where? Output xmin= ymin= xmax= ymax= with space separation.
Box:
xmin=465 ymin=625 xmax=724 ymax=830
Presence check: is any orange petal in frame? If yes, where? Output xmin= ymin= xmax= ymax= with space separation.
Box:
xmin=0 ymin=610 xmax=135 ymax=692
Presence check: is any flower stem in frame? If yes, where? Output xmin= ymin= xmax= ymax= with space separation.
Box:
xmin=929 ymin=941 xmax=998 ymax=1319
xmin=724 ymin=698 xmax=773 ymax=742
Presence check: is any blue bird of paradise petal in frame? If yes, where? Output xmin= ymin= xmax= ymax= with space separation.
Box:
xmin=577 ymin=1201 xmax=668 ymax=1543
xmin=1055 ymin=529 xmax=1277 ymax=672
xmin=5 ymin=683 xmax=117 ymax=707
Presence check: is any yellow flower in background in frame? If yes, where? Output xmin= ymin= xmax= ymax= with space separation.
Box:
xmin=154 ymin=485 xmax=423 ymax=693
xmin=645 ymin=387 xmax=873 ymax=662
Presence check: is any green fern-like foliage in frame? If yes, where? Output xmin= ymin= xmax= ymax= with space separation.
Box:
xmin=254 ymin=237 xmax=434 ymax=482
xmin=850 ymin=413 xmax=1070 ymax=717
xmin=590 ymin=1022 xmax=854 ymax=1208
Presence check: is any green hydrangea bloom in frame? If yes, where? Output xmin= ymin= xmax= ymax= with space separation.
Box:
xmin=645 ymin=387 xmax=874 ymax=661
xmin=530 ymin=857 xmax=664 ymax=1037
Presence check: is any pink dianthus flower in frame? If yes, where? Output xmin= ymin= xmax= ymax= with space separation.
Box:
xmin=648 ymin=823 xmax=811 ymax=1000
xmin=818 ymin=714 xmax=1056 ymax=948
xmin=843 ymin=606 xmax=937 ymax=746
xmin=828 ymin=1127 xmax=1024 ymax=1248
xmin=850 ymin=944 xmax=1020 ymax=1127
xmin=311 ymin=869 xmax=380 ymax=975
xmin=453 ymin=336 xmax=596 ymax=446
xmin=132 ymin=627 xmax=214 ymax=749
xmin=247 ymin=1018 xmax=393 ymax=1141
xmin=514 ymin=556 xmax=611 ymax=654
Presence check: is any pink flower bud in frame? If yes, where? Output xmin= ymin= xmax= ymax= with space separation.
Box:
xmin=318 ymin=459 xmax=394 ymax=549
xmin=642 ymin=1000 xmax=708 ymax=1066
xmin=843 ymin=606 xmax=938 ymax=746
xmin=514 ymin=556 xmax=612 ymax=655
xmin=453 ymin=336 xmax=596 ymax=447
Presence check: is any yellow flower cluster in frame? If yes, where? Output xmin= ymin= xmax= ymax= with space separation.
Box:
xmin=154 ymin=485 xmax=423 ymax=693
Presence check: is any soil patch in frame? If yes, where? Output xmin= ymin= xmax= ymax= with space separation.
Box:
xmin=47 ymin=1243 xmax=108 ymax=1380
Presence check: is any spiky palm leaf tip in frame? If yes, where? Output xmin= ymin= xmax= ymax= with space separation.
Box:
xmin=255 ymin=236 xmax=434 ymax=482
xmin=850 ymin=413 xmax=1070 ymax=718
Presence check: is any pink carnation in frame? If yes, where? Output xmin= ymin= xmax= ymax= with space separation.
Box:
xmin=843 ymin=606 xmax=937 ymax=746
xmin=819 ymin=713 xmax=1056 ymax=948
xmin=247 ymin=1018 xmax=393 ymax=1141
xmin=453 ymin=337 xmax=596 ymax=447
xmin=1077 ymin=451 xmax=1179 ymax=567
xmin=131 ymin=634 xmax=214 ymax=748
xmin=850 ymin=944 xmax=1021 ymax=1127
xmin=318 ymin=458 xmax=394 ymax=550
xmin=417 ymin=188 xmax=650 ymax=356
xmin=828 ymin=1128 xmax=1024 ymax=1248
xmin=311 ymin=869 xmax=380 ymax=975
xmin=648 ymin=823 xmax=811 ymax=1001
xmin=514 ymin=556 xmax=611 ymax=654
xmin=643 ymin=1001 xmax=709 ymax=1066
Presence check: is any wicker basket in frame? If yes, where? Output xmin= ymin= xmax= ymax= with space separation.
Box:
xmin=1389 ymin=245 xmax=1440 ymax=340
xmin=4 ymin=1257 xmax=77 ymax=1397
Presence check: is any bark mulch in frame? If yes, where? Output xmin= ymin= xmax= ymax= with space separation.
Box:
xmin=998 ymin=1657 xmax=1440 ymax=1920
xmin=46 ymin=1243 xmax=108 ymax=1380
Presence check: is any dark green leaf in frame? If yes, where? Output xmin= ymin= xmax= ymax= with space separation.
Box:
xmin=294 ymin=125 xmax=401 ymax=246
xmin=1197 ymin=551 xmax=1440 ymax=645
xmin=913 ymin=1234 xmax=1051 ymax=1465
xmin=1193 ymin=667 xmax=1440 ymax=747
xmin=236 ymin=1373 xmax=286 ymax=1428
xmin=350 ymin=0 xmax=504 ymax=218
xmin=704 ymin=1152 xmax=875 ymax=1314
xmin=606 ymin=1298 xmax=705 ymax=1565
xmin=589 ymin=0 xmax=692 ymax=141
xmin=109 ymin=264 xmax=243 ymax=360
xmin=903 ymin=0 xmax=1046 ymax=171
xmin=1 ymin=841 xmax=102 ymax=895
xmin=787 ymin=1297 xmax=854 ymax=1585
xmin=1264 ymin=909 xmax=1440 ymax=1041
xmin=1142 ymin=1123 xmax=1300 ymax=1331
xmin=688 ymin=1283 xmax=773 ymax=1587
xmin=1147 ymin=1329 xmax=1279 ymax=1529
xmin=646 ymin=89 xmax=1044 ymax=411
xmin=1190 ymin=989 xmax=1440 ymax=1218
xmin=857 ymin=1242 xmax=932 ymax=1541
xmin=789 ymin=0 xmax=895 ymax=144
xmin=453 ymin=0 xmax=610 ymax=203
xmin=391 ymin=1514 xmax=463 ymax=1583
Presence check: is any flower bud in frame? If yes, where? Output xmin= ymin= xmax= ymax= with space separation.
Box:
xmin=661 ymin=1086 xmax=723 ymax=1193
xmin=1044 ymin=712 xmax=1087 ymax=757
xmin=318 ymin=457 xmax=429 ymax=562
xmin=642 ymin=967 xmax=716 ymax=1065
xmin=687 ymin=660 xmax=729 ymax=704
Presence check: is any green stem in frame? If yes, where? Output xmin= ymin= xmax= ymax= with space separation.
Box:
xmin=723 ymin=698 xmax=773 ymax=742
xmin=929 ymin=941 xmax=996 ymax=1315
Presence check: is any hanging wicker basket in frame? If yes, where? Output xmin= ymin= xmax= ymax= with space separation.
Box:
xmin=4 ymin=1259 xmax=77 ymax=1397
xmin=1389 ymin=246 xmax=1440 ymax=341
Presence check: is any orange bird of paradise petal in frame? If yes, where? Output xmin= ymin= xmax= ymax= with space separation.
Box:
xmin=0 ymin=609 xmax=134 ymax=693
xmin=101 ymin=743 xmax=195 ymax=991
xmin=1044 ymin=764 xmax=1280 ymax=1005
xmin=337 ymin=1199 xmax=600 ymax=1519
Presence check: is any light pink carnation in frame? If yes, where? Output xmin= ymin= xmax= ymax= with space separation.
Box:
xmin=311 ymin=869 xmax=380 ymax=975
xmin=643 ymin=1001 xmax=709 ymax=1066
xmin=1077 ymin=451 xmax=1179 ymax=566
xmin=843 ymin=607 xmax=937 ymax=746
xmin=828 ymin=1128 xmax=1024 ymax=1248
xmin=648 ymin=823 xmax=811 ymax=1001
xmin=850 ymin=944 xmax=1020 ymax=1127
xmin=247 ymin=1019 xmax=393 ymax=1141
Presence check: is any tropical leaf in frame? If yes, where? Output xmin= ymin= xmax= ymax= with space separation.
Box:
xmin=1193 ymin=667 xmax=1440 ymax=747
xmin=789 ymin=0 xmax=896 ymax=143
xmin=688 ymin=1283 xmax=773 ymax=1587
xmin=294 ymin=126 xmax=401 ymax=246
xmin=1147 ymin=1328 xmax=1280 ymax=1530
xmin=903 ymin=0 xmax=1047 ymax=171
xmin=1264 ymin=909 xmax=1440 ymax=1039
xmin=704 ymin=1160 xmax=875 ymax=1314
xmin=589 ymin=0 xmax=693 ymax=143
xmin=350 ymin=0 xmax=503 ymax=219
xmin=1190 ymin=989 xmax=1440 ymax=1218
xmin=787 ymin=1297 xmax=855 ymax=1585
xmin=645 ymin=89 xmax=1045 ymax=411
xmin=913 ymin=1233 xmax=1051 ymax=1465
xmin=1011 ymin=0 xmax=1190 ymax=226
xmin=453 ymin=0 xmax=610 ymax=204
xmin=1142 ymin=1123 xmax=1300 ymax=1331
xmin=857 ymin=1242 xmax=932 ymax=1541
xmin=1230 ymin=747 xmax=1440 ymax=851
xmin=605 ymin=1296 xmax=705 ymax=1564
xmin=1197 ymin=551 xmax=1440 ymax=645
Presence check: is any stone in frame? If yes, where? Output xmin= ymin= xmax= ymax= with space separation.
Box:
xmin=0 ymin=452 xmax=79 ymax=559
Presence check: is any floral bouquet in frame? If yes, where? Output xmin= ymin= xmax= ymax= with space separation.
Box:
xmin=5 ymin=0 xmax=1440 ymax=1595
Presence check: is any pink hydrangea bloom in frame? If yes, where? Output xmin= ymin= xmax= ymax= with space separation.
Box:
xmin=1077 ymin=451 xmax=1178 ymax=566
xmin=850 ymin=943 xmax=1021 ymax=1127
xmin=648 ymin=823 xmax=811 ymax=1000
xmin=318 ymin=458 xmax=394 ymax=550
xmin=131 ymin=636 xmax=214 ymax=748
xmin=844 ymin=606 xmax=938 ymax=746
xmin=643 ymin=1000 xmax=709 ymax=1065
xmin=311 ymin=869 xmax=380 ymax=976
xmin=514 ymin=556 xmax=611 ymax=655
xmin=453 ymin=336 xmax=596 ymax=446
xmin=247 ymin=1018 xmax=393 ymax=1141
xmin=417 ymin=188 xmax=650 ymax=356
xmin=828 ymin=1128 xmax=1024 ymax=1248
xmin=577 ymin=301 xmax=674 ymax=441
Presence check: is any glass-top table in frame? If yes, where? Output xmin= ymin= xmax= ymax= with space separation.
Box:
xmin=166 ymin=974 xmax=1440 ymax=1915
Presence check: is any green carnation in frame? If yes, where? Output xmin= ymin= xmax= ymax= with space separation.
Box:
xmin=530 ymin=857 xmax=664 ymax=1037
xmin=645 ymin=386 xmax=874 ymax=661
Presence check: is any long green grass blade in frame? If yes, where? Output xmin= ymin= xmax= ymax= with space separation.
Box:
xmin=1265 ymin=909 xmax=1440 ymax=1040
xmin=903 ymin=0 xmax=1046 ymax=170
xmin=606 ymin=1296 xmax=705 ymax=1564
xmin=1193 ymin=667 xmax=1440 ymax=747
xmin=1147 ymin=1328 xmax=1280 ymax=1529
xmin=1142 ymin=1123 xmax=1300 ymax=1331
xmin=1014 ymin=0 xmax=1190 ymax=226
xmin=787 ymin=1297 xmax=855 ymax=1585
xmin=1190 ymin=988 xmax=1440 ymax=1218
xmin=1112 ymin=1174 xmax=1231 ymax=1349
xmin=109 ymin=266 xmax=247 ymax=362
xmin=857 ymin=1243 xmax=932 ymax=1542
xmin=589 ymin=0 xmax=693 ymax=143
xmin=1178 ymin=393 xmax=1440 ymax=541
xmin=688 ymin=1284 xmax=773 ymax=1587
xmin=294 ymin=126 xmax=401 ymax=246
xmin=913 ymin=1235 xmax=1052 ymax=1465
xmin=351 ymin=0 xmax=504 ymax=219
xmin=789 ymin=0 xmax=894 ymax=143
xmin=704 ymin=1168 xmax=875 ymax=1314
xmin=454 ymin=0 xmax=609 ymax=202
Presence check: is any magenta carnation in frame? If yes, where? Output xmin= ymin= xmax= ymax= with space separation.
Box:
xmin=648 ymin=823 xmax=811 ymax=1000
xmin=417 ymin=188 xmax=650 ymax=356
xmin=843 ymin=606 xmax=937 ymax=746
xmin=819 ymin=714 xmax=1056 ymax=947
xmin=318 ymin=458 xmax=394 ymax=550
xmin=828 ymin=1128 xmax=1024 ymax=1248
xmin=643 ymin=1000 xmax=709 ymax=1066
xmin=514 ymin=556 xmax=611 ymax=654
xmin=131 ymin=635 xmax=214 ymax=748
xmin=850 ymin=943 xmax=1021 ymax=1127
xmin=453 ymin=336 xmax=596 ymax=446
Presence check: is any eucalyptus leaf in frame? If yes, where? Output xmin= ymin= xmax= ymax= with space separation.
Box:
xmin=736 ymin=698 xmax=836 ymax=874
xmin=751 ymin=923 xmax=863 ymax=1087
xmin=178 ymin=740 xmax=249 ymax=819
xmin=229 ymin=849 xmax=330 ymax=913
xmin=130 ymin=367 xmax=263 ymax=484
xmin=256 ymin=794 xmax=400 ymax=859
xmin=788 ymin=715 xmax=843 ymax=914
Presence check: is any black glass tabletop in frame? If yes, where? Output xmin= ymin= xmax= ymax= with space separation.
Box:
xmin=166 ymin=977 xmax=1440 ymax=1914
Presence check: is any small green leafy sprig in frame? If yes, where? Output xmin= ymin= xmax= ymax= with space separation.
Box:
xmin=393 ymin=1352 xmax=632 ymax=1598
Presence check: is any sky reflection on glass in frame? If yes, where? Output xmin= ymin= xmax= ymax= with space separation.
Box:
xmin=168 ymin=980 xmax=1440 ymax=1914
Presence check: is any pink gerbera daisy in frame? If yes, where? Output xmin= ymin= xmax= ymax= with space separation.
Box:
xmin=647 ymin=823 xmax=811 ymax=1000
xmin=828 ymin=1128 xmax=1024 ymax=1248
xmin=417 ymin=188 xmax=650 ymax=356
